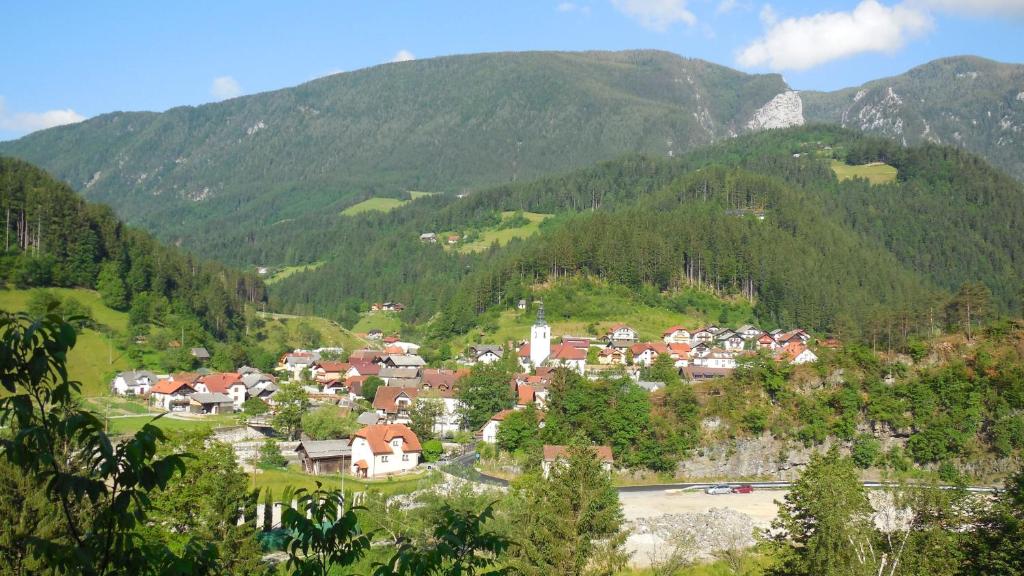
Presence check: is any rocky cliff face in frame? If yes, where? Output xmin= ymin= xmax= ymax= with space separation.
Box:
xmin=746 ymin=91 xmax=805 ymax=130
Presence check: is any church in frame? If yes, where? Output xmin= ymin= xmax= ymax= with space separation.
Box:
xmin=517 ymin=304 xmax=587 ymax=375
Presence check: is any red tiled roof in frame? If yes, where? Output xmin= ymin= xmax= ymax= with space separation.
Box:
xmin=490 ymin=408 xmax=515 ymax=422
xmin=349 ymin=350 xmax=382 ymax=362
xmin=517 ymin=384 xmax=535 ymax=406
xmin=315 ymin=361 xmax=349 ymax=372
xmin=668 ymin=343 xmax=691 ymax=356
xmin=608 ymin=323 xmax=633 ymax=333
xmin=517 ymin=343 xmax=531 ymax=358
xmin=631 ymin=342 xmax=668 ymax=355
xmin=543 ymin=444 xmax=614 ymax=463
xmin=535 ymin=367 xmax=554 ymax=377
xmin=150 ymin=379 xmax=195 ymax=395
xmin=662 ymin=325 xmax=689 ymax=336
xmin=200 ymin=372 xmax=243 ymax=394
xmin=383 ymin=345 xmax=404 ymax=354
xmin=349 ymin=362 xmax=380 ymax=376
xmin=372 ymin=386 xmax=419 ymax=413
xmin=353 ymin=424 xmax=422 ymax=455
xmin=422 ymin=368 xmax=461 ymax=390
xmin=782 ymin=342 xmax=809 ymax=362
xmin=550 ymin=343 xmax=586 ymax=360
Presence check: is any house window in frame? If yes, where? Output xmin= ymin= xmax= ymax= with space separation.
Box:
xmin=392 ymin=439 xmax=401 ymax=447
xmin=402 ymin=454 xmax=409 ymax=461
xmin=381 ymin=455 xmax=389 ymax=462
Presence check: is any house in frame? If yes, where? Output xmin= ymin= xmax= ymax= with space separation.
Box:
xmin=605 ymin=324 xmax=638 ymax=343
xmin=690 ymin=343 xmax=712 ymax=358
xmin=149 ymin=378 xmax=196 ymax=411
xmin=372 ymin=386 xmax=419 ymax=424
xmin=637 ymin=381 xmax=664 ymax=393
xmin=346 ymin=362 xmax=381 ymax=379
xmin=447 ymin=234 xmax=460 ymax=244
xmin=682 ymin=365 xmax=734 ymax=382
xmin=312 ymin=361 xmax=350 ymax=384
xmin=630 ymin=342 xmax=669 ymax=367
xmin=277 ymin=350 xmax=319 ymax=381
xmin=350 ymin=424 xmax=422 ymax=478
xmin=777 ymin=329 xmax=810 ymax=346
xmin=322 ymin=380 xmax=347 ymax=395
xmin=667 ymin=342 xmax=691 ymax=364
xmin=356 ymin=411 xmax=380 ymax=426
xmin=662 ymin=326 xmax=691 ymax=345
xmin=367 ymin=328 xmax=383 ymax=340
xmin=736 ymin=325 xmax=762 ymax=340
xmin=756 ymin=333 xmax=779 ymax=350
xmin=189 ymin=393 xmax=235 ymax=415
xmin=468 ymin=344 xmax=503 ymax=365
xmin=716 ymin=331 xmax=745 ymax=351
xmin=381 ymin=354 xmax=426 ymax=370
xmin=349 ymin=349 xmax=384 ymax=363
xmin=517 ymin=299 xmax=527 ymax=310
xmin=598 ymin=347 xmax=627 ymax=366
xmin=781 ymin=342 xmax=818 ymax=365
xmin=378 ymin=366 xmax=422 ymax=386
xmin=694 ymin=350 xmax=737 ymax=369
xmin=517 ymin=384 xmax=536 ymax=408
xmin=190 ymin=347 xmax=211 ymax=362
xmin=111 ymin=370 xmax=157 ymax=396
xmin=195 ymin=372 xmax=247 ymax=410
xmin=480 ymin=408 xmax=516 ymax=444
xmin=691 ymin=327 xmax=718 ymax=345
xmin=422 ymin=368 xmax=466 ymax=435
xmin=548 ymin=343 xmax=586 ymax=375
xmin=561 ymin=337 xmax=592 ymax=350
xmin=296 ymin=439 xmax=352 ymax=475
xmin=542 ymin=444 xmax=614 ymax=478
xmin=419 ymin=233 xmax=437 ymax=243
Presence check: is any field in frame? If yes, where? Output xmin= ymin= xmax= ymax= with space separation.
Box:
xmin=250 ymin=466 xmax=436 ymax=496
xmin=251 ymin=310 xmax=370 ymax=354
xmin=0 ymin=287 xmax=133 ymax=395
xmin=104 ymin=412 xmax=241 ymax=435
xmin=457 ymin=211 xmax=551 ymax=253
xmin=831 ymin=160 xmax=898 ymax=185
xmin=264 ymin=261 xmax=324 ymax=285
xmin=407 ymin=191 xmax=435 ymax=200
xmin=351 ymin=310 xmax=403 ymax=336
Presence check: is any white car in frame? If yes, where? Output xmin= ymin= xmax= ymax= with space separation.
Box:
xmin=704 ymin=484 xmax=733 ymax=495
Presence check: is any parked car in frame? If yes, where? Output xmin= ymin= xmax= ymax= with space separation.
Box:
xmin=732 ymin=484 xmax=754 ymax=494
xmin=705 ymin=484 xmax=733 ymax=495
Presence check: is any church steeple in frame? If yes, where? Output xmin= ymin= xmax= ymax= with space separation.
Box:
xmin=535 ymin=301 xmax=546 ymax=326
xmin=530 ymin=301 xmax=551 ymax=367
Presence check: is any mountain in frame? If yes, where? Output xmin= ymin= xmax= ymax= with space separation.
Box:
xmin=266 ymin=126 xmax=1024 ymax=341
xmin=0 ymin=50 xmax=789 ymax=256
xmin=803 ymin=55 xmax=1024 ymax=180
xmin=0 ymin=156 xmax=265 ymax=340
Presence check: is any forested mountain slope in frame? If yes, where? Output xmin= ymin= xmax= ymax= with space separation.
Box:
xmin=0 ymin=50 xmax=787 ymax=254
xmin=0 ymin=156 xmax=264 ymax=339
xmin=804 ymin=55 xmax=1024 ymax=180
xmin=267 ymin=126 xmax=1024 ymax=341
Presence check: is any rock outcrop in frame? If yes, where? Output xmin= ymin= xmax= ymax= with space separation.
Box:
xmin=747 ymin=91 xmax=805 ymax=130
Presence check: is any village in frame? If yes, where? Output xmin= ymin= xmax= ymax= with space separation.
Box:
xmin=109 ymin=301 xmax=820 ymax=486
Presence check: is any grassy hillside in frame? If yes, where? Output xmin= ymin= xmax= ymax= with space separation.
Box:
xmin=264 ymin=262 xmax=324 ymax=285
xmin=341 ymin=197 xmax=409 ymax=216
xmin=351 ymin=311 xmax=403 ymax=336
xmin=249 ymin=310 xmax=371 ymax=354
xmin=0 ymin=287 xmax=134 ymax=396
xmin=457 ymin=211 xmax=551 ymax=253
xmin=0 ymin=50 xmax=788 ymax=266
xmin=830 ymin=160 xmax=897 ymax=184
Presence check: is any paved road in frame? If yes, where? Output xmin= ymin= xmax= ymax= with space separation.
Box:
xmin=448 ymin=450 xmax=1000 ymax=494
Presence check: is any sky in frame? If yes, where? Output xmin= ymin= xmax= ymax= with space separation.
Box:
xmin=2 ymin=0 xmax=1023 ymax=140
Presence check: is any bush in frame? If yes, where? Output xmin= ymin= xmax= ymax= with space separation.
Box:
xmin=741 ymin=408 xmax=768 ymax=435
xmin=257 ymin=439 xmax=288 ymax=469
xmin=422 ymin=439 xmax=443 ymax=462
xmin=851 ymin=434 xmax=881 ymax=469
xmin=243 ymin=397 xmax=269 ymax=416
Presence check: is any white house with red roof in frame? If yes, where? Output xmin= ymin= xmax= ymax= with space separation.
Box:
xmin=598 ymin=347 xmax=627 ymax=365
xmin=194 ymin=372 xmax=248 ymax=410
xmin=372 ymin=386 xmax=419 ymax=424
xmin=605 ymin=323 xmax=638 ymax=343
xmin=662 ymin=326 xmax=691 ymax=345
xmin=667 ymin=342 xmax=691 ymax=367
xmin=781 ymin=342 xmax=818 ymax=365
xmin=149 ymin=378 xmax=196 ymax=411
xmin=350 ymin=424 xmax=422 ymax=478
xmin=630 ymin=342 xmax=669 ymax=367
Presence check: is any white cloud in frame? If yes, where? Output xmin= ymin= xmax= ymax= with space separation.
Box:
xmin=911 ymin=0 xmax=1024 ymax=16
xmin=759 ymin=3 xmax=777 ymax=25
xmin=716 ymin=0 xmax=738 ymax=14
xmin=737 ymin=0 xmax=932 ymax=71
xmin=391 ymin=49 xmax=416 ymax=63
xmin=558 ymin=2 xmax=592 ymax=13
xmin=611 ymin=0 xmax=696 ymax=30
xmin=210 ymin=76 xmax=242 ymax=100
xmin=0 ymin=96 xmax=86 ymax=134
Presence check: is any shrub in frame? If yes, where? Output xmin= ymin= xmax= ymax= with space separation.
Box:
xmin=851 ymin=434 xmax=881 ymax=469
xmin=422 ymin=439 xmax=443 ymax=462
xmin=258 ymin=439 xmax=288 ymax=469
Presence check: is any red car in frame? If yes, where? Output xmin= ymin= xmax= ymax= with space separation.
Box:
xmin=732 ymin=484 xmax=754 ymax=494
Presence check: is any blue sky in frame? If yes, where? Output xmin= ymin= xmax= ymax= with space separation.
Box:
xmin=2 ymin=0 xmax=1023 ymax=140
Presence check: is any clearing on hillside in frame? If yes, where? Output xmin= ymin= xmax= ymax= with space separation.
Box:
xmin=457 ymin=211 xmax=551 ymax=253
xmin=264 ymin=262 xmax=324 ymax=284
xmin=831 ymin=160 xmax=898 ymax=185
xmin=342 ymin=191 xmax=436 ymax=216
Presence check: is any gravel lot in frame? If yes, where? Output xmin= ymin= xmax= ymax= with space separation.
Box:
xmin=620 ymin=488 xmax=786 ymax=567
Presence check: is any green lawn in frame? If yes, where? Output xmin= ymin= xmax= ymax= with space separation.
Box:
xmin=351 ymin=311 xmax=402 ymax=337
xmin=341 ymin=197 xmax=408 ymax=216
xmin=106 ymin=413 xmax=241 ymax=436
xmin=408 ymin=191 xmax=436 ymax=200
xmin=0 ymin=286 xmax=129 ymax=332
xmin=264 ymin=262 xmax=324 ymax=285
xmin=457 ymin=211 xmax=551 ymax=253
xmin=250 ymin=466 xmax=437 ymax=496
xmin=831 ymin=160 xmax=898 ymax=185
